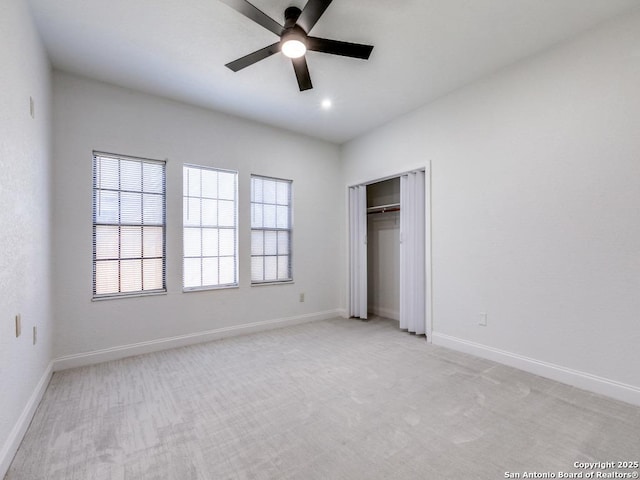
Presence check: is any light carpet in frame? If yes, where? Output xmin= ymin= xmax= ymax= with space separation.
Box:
xmin=6 ymin=317 xmax=640 ymax=479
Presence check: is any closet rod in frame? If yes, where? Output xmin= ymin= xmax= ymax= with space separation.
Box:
xmin=367 ymin=203 xmax=400 ymax=215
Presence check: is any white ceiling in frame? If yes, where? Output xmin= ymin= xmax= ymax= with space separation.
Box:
xmin=27 ymin=0 xmax=640 ymax=144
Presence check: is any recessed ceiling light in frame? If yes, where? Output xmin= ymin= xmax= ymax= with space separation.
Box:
xmin=321 ymin=99 xmax=332 ymax=109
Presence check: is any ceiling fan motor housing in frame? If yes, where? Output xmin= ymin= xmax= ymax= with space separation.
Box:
xmin=281 ymin=7 xmax=307 ymax=56
xmin=284 ymin=6 xmax=302 ymax=29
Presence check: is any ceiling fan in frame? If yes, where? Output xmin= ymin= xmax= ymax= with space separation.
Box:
xmin=220 ymin=0 xmax=374 ymax=91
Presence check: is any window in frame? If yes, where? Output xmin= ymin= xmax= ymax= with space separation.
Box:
xmin=251 ymin=175 xmax=292 ymax=283
xmin=93 ymin=152 xmax=166 ymax=298
xmin=183 ymin=165 xmax=238 ymax=290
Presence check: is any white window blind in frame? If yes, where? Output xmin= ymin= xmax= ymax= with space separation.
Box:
xmin=251 ymin=175 xmax=292 ymax=284
xmin=93 ymin=152 xmax=166 ymax=298
xmin=183 ymin=165 xmax=238 ymax=290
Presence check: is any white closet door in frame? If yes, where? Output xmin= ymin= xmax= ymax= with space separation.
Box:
xmin=400 ymin=171 xmax=426 ymax=334
xmin=349 ymin=185 xmax=368 ymax=319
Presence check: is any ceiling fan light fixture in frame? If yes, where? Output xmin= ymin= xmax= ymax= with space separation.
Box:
xmin=281 ymin=30 xmax=307 ymax=58
xmin=222 ymin=0 xmax=374 ymax=91
xmin=282 ymin=39 xmax=306 ymax=58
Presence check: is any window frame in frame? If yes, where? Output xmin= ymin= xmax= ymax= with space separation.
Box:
xmin=182 ymin=164 xmax=239 ymax=292
xmin=92 ymin=151 xmax=167 ymax=300
xmin=250 ymin=174 xmax=293 ymax=285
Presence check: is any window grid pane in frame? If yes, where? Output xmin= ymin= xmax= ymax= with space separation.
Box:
xmin=250 ymin=175 xmax=292 ymax=284
xmin=93 ymin=153 xmax=166 ymax=298
xmin=183 ymin=165 xmax=238 ymax=290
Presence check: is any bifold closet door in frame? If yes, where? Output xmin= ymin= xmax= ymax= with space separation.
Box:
xmin=349 ymin=185 xmax=367 ymax=319
xmin=400 ymin=171 xmax=426 ymax=334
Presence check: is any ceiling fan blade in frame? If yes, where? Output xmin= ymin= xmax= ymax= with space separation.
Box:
xmin=225 ymin=43 xmax=280 ymax=71
xmin=296 ymin=0 xmax=333 ymax=34
xmin=292 ymin=56 xmax=313 ymax=91
xmin=307 ymin=36 xmax=374 ymax=59
xmin=219 ymin=0 xmax=283 ymax=36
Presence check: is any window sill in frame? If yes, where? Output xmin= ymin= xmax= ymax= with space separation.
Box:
xmin=183 ymin=284 xmax=239 ymax=293
xmin=92 ymin=290 xmax=167 ymax=301
xmin=251 ymin=280 xmax=294 ymax=287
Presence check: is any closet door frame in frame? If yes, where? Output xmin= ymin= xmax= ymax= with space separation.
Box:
xmin=346 ymin=162 xmax=432 ymax=340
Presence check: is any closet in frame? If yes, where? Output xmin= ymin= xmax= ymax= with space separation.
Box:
xmin=349 ymin=169 xmax=427 ymax=335
xmin=366 ymin=178 xmax=401 ymax=321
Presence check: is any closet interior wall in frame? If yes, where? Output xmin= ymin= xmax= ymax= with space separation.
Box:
xmin=366 ymin=178 xmax=400 ymax=320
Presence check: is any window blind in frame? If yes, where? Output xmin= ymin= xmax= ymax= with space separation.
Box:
xmin=93 ymin=152 xmax=166 ymax=298
xmin=251 ymin=175 xmax=292 ymax=283
xmin=183 ymin=165 xmax=238 ymax=290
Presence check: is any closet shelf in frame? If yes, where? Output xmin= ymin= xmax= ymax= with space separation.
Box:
xmin=367 ymin=203 xmax=400 ymax=215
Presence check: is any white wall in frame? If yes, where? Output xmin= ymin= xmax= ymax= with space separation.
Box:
xmin=342 ymin=11 xmax=640 ymax=402
xmin=52 ymin=72 xmax=343 ymax=359
xmin=0 ymin=0 xmax=52 ymax=474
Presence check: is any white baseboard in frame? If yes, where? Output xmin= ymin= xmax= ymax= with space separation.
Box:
xmin=53 ymin=309 xmax=341 ymax=371
xmin=336 ymin=308 xmax=349 ymax=319
xmin=368 ymin=306 xmax=399 ymax=321
xmin=432 ymin=332 xmax=640 ymax=407
xmin=0 ymin=362 xmax=53 ymax=479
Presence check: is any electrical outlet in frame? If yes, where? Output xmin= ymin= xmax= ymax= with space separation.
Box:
xmin=15 ymin=314 xmax=21 ymax=337
xmin=479 ymin=312 xmax=487 ymax=327
xmin=30 ymin=97 xmax=35 ymax=119
xmin=33 ymin=326 xmax=37 ymax=345
xmin=299 ymin=293 xmax=305 ymax=302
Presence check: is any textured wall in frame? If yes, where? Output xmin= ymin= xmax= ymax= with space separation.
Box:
xmin=342 ymin=11 xmax=640 ymax=390
xmin=0 ymin=0 xmax=52 ymax=474
xmin=52 ymin=72 xmax=343 ymax=357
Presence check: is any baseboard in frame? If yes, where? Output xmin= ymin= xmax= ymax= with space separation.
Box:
xmin=368 ymin=306 xmax=399 ymax=321
xmin=53 ymin=309 xmax=341 ymax=371
xmin=432 ymin=332 xmax=640 ymax=406
xmin=0 ymin=362 xmax=53 ymax=479
xmin=336 ymin=308 xmax=349 ymax=319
